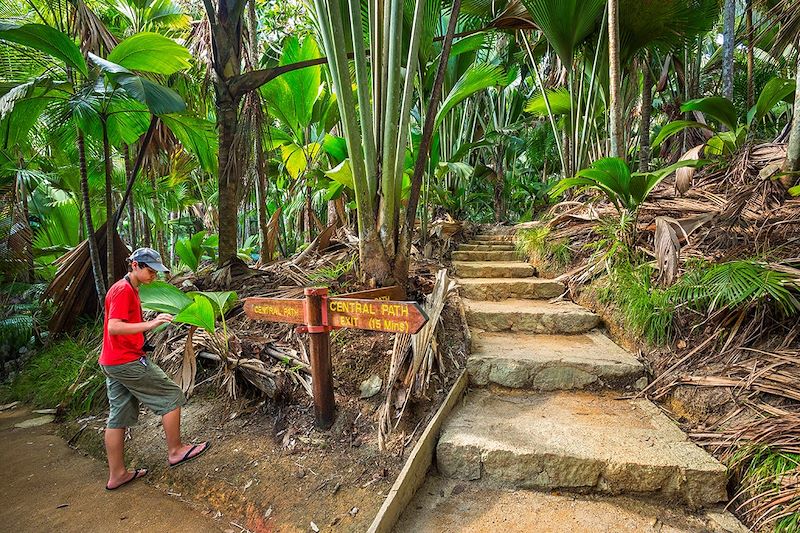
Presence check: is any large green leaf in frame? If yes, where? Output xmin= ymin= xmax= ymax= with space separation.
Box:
xmin=281 ymin=142 xmax=321 ymax=179
xmin=435 ymin=63 xmax=507 ymax=130
xmin=260 ymin=36 xmax=322 ymax=137
xmin=618 ymin=0 xmax=719 ymax=62
xmin=324 ymin=159 xmax=354 ymax=189
xmin=174 ymin=294 xmax=216 ymax=332
xmin=525 ymin=88 xmax=572 ymax=116
xmin=139 ymin=280 xmax=193 ymax=314
xmin=194 ymin=291 xmax=237 ymax=316
xmin=0 ymin=23 xmax=87 ymax=76
xmin=521 ymin=0 xmax=605 ymax=64
xmin=108 ymin=32 xmax=192 ymax=75
xmin=747 ymin=77 xmax=796 ymax=125
xmin=681 ymin=97 xmax=738 ymax=132
xmin=651 ymin=120 xmax=714 ymax=148
xmin=161 ymin=114 xmax=217 ymax=172
xmin=89 ymin=53 xmax=186 ymax=115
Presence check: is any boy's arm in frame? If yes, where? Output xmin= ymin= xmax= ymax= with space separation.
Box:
xmin=108 ymin=314 xmax=172 ymax=335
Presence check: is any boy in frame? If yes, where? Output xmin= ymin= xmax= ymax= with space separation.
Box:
xmin=100 ymin=247 xmax=209 ymax=490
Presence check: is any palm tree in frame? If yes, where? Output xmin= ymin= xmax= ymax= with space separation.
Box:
xmin=722 ymin=0 xmax=736 ymax=101
xmin=608 ymin=0 xmax=623 ymax=159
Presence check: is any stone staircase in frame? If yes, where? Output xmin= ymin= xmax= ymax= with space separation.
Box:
xmin=395 ymin=229 xmax=748 ymax=532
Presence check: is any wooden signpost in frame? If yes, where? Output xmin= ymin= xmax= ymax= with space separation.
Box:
xmin=243 ymin=286 xmax=429 ymax=429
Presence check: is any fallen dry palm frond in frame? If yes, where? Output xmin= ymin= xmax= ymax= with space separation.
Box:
xmin=377 ymin=269 xmax=458 ymax=450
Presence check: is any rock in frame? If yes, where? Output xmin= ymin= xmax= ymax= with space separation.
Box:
xmin=453 ymin=261 xmax=534 ymax=279
xmin=14 ymin=415 xmax=55 ymax=428
xmin=458 ymin=278 xmax=564 ymax=301
xmin=436 ymin=390 xmax=727 ymax=507
xmin=634 ymin=376 xmax=648 ymax=390
xmin=464 ymin=299 xmax=600 ymax=334
xmin=359 ymin=375 xmax=382 ymax=399
xmin=468 ymin=332 xmax=644 ymax=391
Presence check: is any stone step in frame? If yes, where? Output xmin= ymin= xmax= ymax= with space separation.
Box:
xmin=453 ymin=261 xmax=534 ymax=279
xmin=473 ymin=234 xmax=514 ymax=242
xmin=452 ymin=250 xmax=520 ymax=262
xmin=459 ymin=243 xmax=516 ymax=251
xmin=468 ymin=331 xmax=645 ymax=391
xmin=396 ymin=475 xmax=746 ymax=533
xmin=458 ymin=278 xmax=564 ymax=300
xmin=465 ymin=299 xmax=599 ymax=334
xmin=436 ymin=390 xmax=728 ymax=507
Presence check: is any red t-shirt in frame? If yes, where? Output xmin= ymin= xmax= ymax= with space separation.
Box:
xmin=100 ymin=277 xmax=144 ymax=366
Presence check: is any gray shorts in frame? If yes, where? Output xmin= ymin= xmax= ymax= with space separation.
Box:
xmin=101 ymin=357 xmax=186 ymax=429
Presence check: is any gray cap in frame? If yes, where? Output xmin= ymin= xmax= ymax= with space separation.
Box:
xmin=129 ymin=247 xmax=169 ymax=272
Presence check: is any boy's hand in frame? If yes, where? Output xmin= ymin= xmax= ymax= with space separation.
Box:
xmin=148 ymin=315 xmax=173 ymax=330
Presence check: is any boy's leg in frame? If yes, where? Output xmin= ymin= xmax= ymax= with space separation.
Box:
xmin=162 ymin=406 xmax=210 ymax=464
xmin=103 ymin=371 xmax=146 ymax=487
xmin=105 ymin=427 xmax=127 ymax=477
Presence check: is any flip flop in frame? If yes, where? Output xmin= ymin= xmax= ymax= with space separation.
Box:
xmin=105 ymin=468 xmax=147 ymax=491
xmin=169 ymin=441 xmax=211 ymax=468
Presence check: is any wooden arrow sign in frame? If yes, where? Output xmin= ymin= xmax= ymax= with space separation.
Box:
xmin=243 ymin=297 xmax=306 ymax=324
xmin=327 ymin=297 xmax=428 ymax=334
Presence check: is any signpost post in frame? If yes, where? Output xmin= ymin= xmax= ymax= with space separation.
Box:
xmin=243 ymin=287 xmax=429 ymax=429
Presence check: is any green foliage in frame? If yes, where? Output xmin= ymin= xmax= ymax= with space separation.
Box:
xmin=175 ymin=230 xmax=218 ymax=272
xmin=309 ymin=255 xmax=357 ymax=282
xmin=515 ymin=226 xmax=571 ymax=272
xmin=107 ymin=32 xmax=192 ymax=75
xmin=521 ymin=0 xmax=605 ymax=64
xmin=174 ymin=294 xmax=216 ymax=332
xmin=1 ymin=327 xmax=105 ymax=416
xmin=138 ymin=280 xmax=193 ymax=314
xmin=596 ymin=262 xmax=675 ymax=345
xmin=551 ymin=157 xmax=705 ymax=214
xmin=671 ymin=260 xmax=800 ymax=315
xmin=0 ymin=23 xmax=87 ymax=76
xmin=434 ymin=63 xmax=508 ymax=129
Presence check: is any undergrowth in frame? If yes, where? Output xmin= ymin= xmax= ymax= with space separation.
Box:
xmin=515 ymin=226 xmax=572 ymax=273
xmin=595 ymin=262 xmax=675 ymax=345
xmin=729 ymin=446 xmax=800 ymax=532
xmin=1 ymin=323 xmax=106 ymax=416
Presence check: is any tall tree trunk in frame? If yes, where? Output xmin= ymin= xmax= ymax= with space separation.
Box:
xmin=304 ymin=183 xmax=313 ymax=243
xmin=16 ymin=161 xmax=34 ymax=283
xmin=639 ymin=54 xmax=653 ymax=172
xmin=77 ymin=129 xmax=106 ymax=299
xmin=122 ymin=145 xmax=137 ymax=247
xmin=397 ymin=0 xmax=462 ymax=286
xmin=208 ymin=0 xmax=245 ymax=265
xmin=781 ymin=53 xmax=800 ymax=186
xmin=722 ymin=0 xmax=735 ymax=101
xmin=247 ymin=0 xmax=271 ymax=264
xmin=746 ymin=2 xmax=754 ymax=109
xmin=101 ymin=118 xmax=115 ymax=287
xmin=608 ymin=0 xmax=624 ymax=160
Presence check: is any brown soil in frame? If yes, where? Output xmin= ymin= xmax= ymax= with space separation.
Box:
xmin=60 ymin=297 xmax=468 ymax=533
xmin=0 ymin=406 xmax=224 ymax=533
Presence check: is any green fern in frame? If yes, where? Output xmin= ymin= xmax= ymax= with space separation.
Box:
xmin=671 ymin=261 xmax=800 ymax=315
xmin=0 ymin=314 xmax=34 ymax=348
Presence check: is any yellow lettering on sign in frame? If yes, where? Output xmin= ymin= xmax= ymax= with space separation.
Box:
xmin=253 ymin=304 xmax=299 ymax=318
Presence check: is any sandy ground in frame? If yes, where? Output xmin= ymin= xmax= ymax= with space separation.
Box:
xmin=0 ymin=406 xmax=225 ymax=533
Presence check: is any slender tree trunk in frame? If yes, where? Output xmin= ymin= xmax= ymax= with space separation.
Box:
xmin=122 ymin=145 xmax=137 ymax=247
xmin=77 ymin=129 xmax=106 ymax=299
xmin=247 ymin=0 xmax=271 ymax=264
xmin=101 ymin=118 xmax=115 ymax=287
xmin=216 ymin=99 xmax=241 ymax=263
xmin=16 ymin=162 xmax=34 ymax=283
xmin=722 ymin=0 xmax=735 ymax=101
xmin=746 ymin=2 xmax=754 ymax=109
xmin=781 ymin=53 xmax=800 ymax=185
xmin=149 ymin=172 xmax=168 ymax=267
xmin=608 ymin=0 xmax=624 ymax=160
xmin=397 ymin=0 xmax=462 ymax=286
xmin=639 ymin=54 xmax=653 ymax=172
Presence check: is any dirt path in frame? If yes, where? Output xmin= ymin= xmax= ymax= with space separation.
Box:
xmin=0 ymin=406 xmax=224 ymax=533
